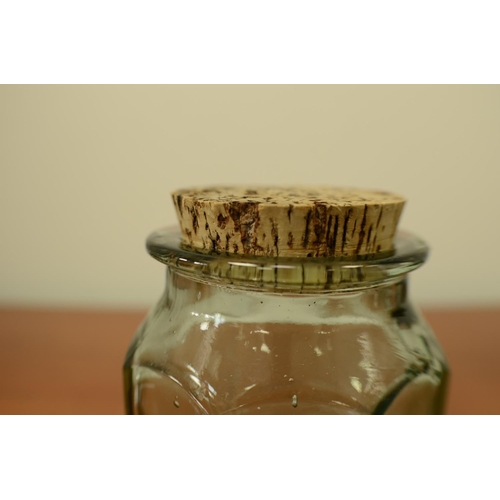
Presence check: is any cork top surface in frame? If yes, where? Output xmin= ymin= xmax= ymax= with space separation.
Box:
xmin=173 ymin=186 xmax=405 ymax=206
xmin=172 ymin=186 xmax=406 ymax=258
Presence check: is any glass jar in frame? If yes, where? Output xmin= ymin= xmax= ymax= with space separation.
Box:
xmin=123 ymin=227 xmax=448 ymax=415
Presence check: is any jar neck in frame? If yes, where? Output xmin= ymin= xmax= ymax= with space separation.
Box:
xmin=147 ymin=228 xmax=428 ymax=294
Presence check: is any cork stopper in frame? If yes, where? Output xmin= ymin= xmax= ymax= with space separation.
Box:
xmin=172 ymin=186 xmax=405 ymax=258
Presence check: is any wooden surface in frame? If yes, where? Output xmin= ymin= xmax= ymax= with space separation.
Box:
xmin=0 ymin=307 xmax=499 ymax=414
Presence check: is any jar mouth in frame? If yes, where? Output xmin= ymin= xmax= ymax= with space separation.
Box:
xmin=146 ymin=227 xmax=428 ymax=292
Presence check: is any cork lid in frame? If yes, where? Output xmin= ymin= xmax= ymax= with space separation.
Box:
xmin=172 ymin=186 xmax=405 ymax=258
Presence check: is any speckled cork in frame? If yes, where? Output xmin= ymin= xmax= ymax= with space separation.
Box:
xmin=172 ymin=186 xmax=406 ymax=258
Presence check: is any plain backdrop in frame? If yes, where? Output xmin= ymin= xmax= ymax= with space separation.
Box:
xmin=1 ymin=85 xmax=499 ymax=308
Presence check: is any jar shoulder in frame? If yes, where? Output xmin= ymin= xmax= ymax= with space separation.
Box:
xmin=124 ymin=296 xmax=448 ymax=415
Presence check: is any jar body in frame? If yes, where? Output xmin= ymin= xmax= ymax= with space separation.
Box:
xmin=124 ymin=268 xmax=448 ymax=415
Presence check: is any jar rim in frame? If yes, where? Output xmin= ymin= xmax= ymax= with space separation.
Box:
xmin=146 ymin=227 xmax=428 ymax=292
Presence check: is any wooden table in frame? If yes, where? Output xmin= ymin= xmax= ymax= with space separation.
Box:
xmin=0 ymin=307 xmax=498 ymax=414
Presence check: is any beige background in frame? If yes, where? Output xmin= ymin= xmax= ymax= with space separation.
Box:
xmin=1 ymin=85 xmax=499 ymax=308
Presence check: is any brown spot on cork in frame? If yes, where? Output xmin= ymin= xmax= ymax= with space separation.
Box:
xmin=312 ymin=203 xmax=326 ymax=236
xmin=192 ymin=213 xmax=199 ymax=234
xmin=331 ymin=215 xmax=339 ymax=256
xmin=228 ymin=201 xmax=260 ymax=253
xmin=303 ymin=210 xmax=313 ymax=248
xmin=287 ymin=204 xmax=293 ymax=221
xmin=341 ymin=209 xmax=351 ymax=253
xmin=225 ymin=233 xmax=230 ymax=251
xmin=326 ymin=214 xmax=332 ymax=244
xmin=217 ymin=213 xmax=229 ymax=229
xmin=287 ymin=232 xmax=294 ymax=248
xmin=209 ymin=235 xmax=217 ymax=252
xmin=310 ymin=202 xmax=328 ymax=256
xmin=355 ymin=205 xmax=368 ymax=255
xmin=366 ymin=225 xmax=373 ymax=252
xmin=270 ymin=219 xmax=279 ymax=256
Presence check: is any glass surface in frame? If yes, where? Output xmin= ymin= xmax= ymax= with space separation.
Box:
xmin=146 ymin=227 xmax=429 ymax=292
xmin=124 ymin=228 xmax=448 ymax=414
